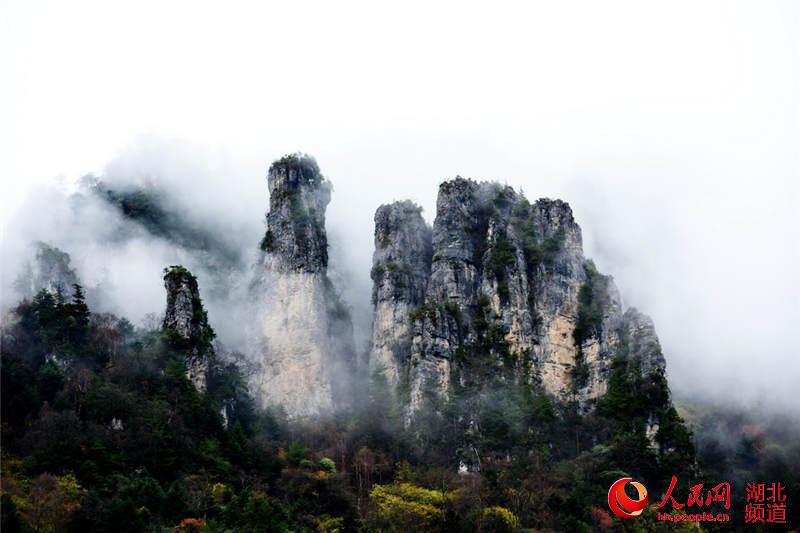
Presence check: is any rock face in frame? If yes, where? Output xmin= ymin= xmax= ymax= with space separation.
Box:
xmin=162 ymin=266 xmax=215 ymax=392
xmin=15 ymin=242 xmax=80 ymax=300
xmin=368 ymin=177 xmax=667 ymax=421
xmin=244 ymin=160 xmax=669 ymax=427
xmin=249 ymin=154 xmax=355 ymax=418
xmin=260 ymin=155 xmax=331 ymax=274
xmin=369 ymin=201 xmax=432 ymax=387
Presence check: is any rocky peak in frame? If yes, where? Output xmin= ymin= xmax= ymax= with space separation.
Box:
xmin=162 ymin=265 xmax=214 ymax=391
xmin=15 ymin=242 xmax=80 ymax=300
xmin=261 ymin=154 xmax=331 ymax=273
xmin=367 ymin=177 xmax=670 ymax=432
xmin=619 ymin=307 xmax=666 ymax=376
xmin=248 ymin=155 xmax=355 ymax=419
xmin=372 ymin=201 xmax=432 ymax=305
xmin=370 ymin=201 xmax=432 ymax=386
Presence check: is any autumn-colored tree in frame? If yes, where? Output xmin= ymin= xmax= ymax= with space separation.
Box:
xmin=369 ymin=482 xmax=452 ymax=531
xmin=479 ymin=505 xmax=520 ymax=532
xmin=177 ymin=517 xmax=207 ymax=532
xmin=21 ymin=473 xmax=86 ymax=533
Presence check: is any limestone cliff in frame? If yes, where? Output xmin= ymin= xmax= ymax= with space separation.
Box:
xmin=369 ymin=201 xmax=432 ymax=388
xmin=15 ymin=242 xmax=80 ymax=300
xmin=162 ymin=265 xmax=215 ymax=391
xmin=249 ymin=154 xmax=355 ymax=418
xmin=368 ymin=178 xmax=669 ymax=424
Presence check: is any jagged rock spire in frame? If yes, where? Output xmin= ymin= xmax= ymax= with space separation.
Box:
xmin=369 ymin=201 xmax=432 ymax=387
xmin=261 ymin=154 xmax=331 ymax=273
xmin=366 ymin=177 xmax=669 ymax=425
xmin=249 ymin=154 xmax=355 ymax=418
xmin=162 ymin=265 xmax=214 ymax=392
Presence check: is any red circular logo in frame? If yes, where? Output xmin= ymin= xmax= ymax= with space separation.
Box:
xmin=608 ymin=477 xmax=649 ymax=519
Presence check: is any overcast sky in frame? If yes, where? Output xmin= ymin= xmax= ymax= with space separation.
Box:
xmin=1 ymin=0 xmax=798 ymax=409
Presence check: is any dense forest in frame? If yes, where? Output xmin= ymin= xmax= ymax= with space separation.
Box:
xmin=1 ymin=269 xmax=797 ymax=531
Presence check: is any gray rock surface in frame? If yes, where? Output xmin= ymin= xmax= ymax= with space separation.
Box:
xmin=15 ymin=242 xmax=80 ymax=300
xmin=162 ymin=266 xmax=214 ymax=392
xmin=246 ymin=161 xmax=670 ymax=424
xmin=249 ymin=154 xmax=355 ymax=418
xmin=366 ymin=177 xmax=670 ymax=421
xmin=261 ymin=154 xmax=331 ymax=274
xmin=369 ymin=201 xmax=432 ymax=387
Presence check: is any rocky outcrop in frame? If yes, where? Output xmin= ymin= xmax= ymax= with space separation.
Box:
xmin=162 ymin=265 xmax=215 ymax=391
xmin=369 ymin=201 xmax=432 ymax=387
xmin=260 ymin=154 xmax=331 ymax=273
xmin=244 ymin=158 xmax=669 ymax=427
xmin=367 ymin=177 xmax=669 ymax=422
xmin=619 ymin=307 xmax=666 ymax=376
xmin=249 ymin=154 xmax=355 ymax=418
xmin=15 ymin=242 xmax=80 ymax=300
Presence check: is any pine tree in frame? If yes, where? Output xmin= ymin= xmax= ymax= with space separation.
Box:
xmin=65 ymin=284 xmax=90 ymax=349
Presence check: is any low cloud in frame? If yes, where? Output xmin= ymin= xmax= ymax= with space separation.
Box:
xmin=2 ymin=134 xmax=798 ymax=415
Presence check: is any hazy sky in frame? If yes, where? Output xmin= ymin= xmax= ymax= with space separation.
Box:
xmin=1 ymin=1 xmax=798 ymax=409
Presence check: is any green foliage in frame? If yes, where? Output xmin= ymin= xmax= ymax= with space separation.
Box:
xmin=318 ymin=516 xmax=344 ymax=532
xmin=509 ymin=197 xmax=564 ymax=271
xmin=479 ymin=506 xmax=520 ymax=532
xmin=443 ymin=301 xmax=461 ymax=319
xmin=370 ymin=263 xmax=386 ymax=282
xmin=37 ymin=360 xmax=65 ymax=403
xmin=371 ymin=262 xmax=412 ymax=305
xmin=541 ymin=232 xmax=564 ymax=256
xmin=477 ymin=383 xmax=557 ymax=456
xmin=409 ymin=304 xmax=437 ymax=323
xmin=573 ymin=262 xmax=603 ymax=347
xmin=571 ymin=262 xmax=604 ymax=389
xmin=466 ymin=300 xmax=513 ymax=373
xmin=270 ymin=152 xmax=320 ymax=176
xmin=266 ymin=156 xmax=329 ymax=268
xmin=220 ymin=491 xmax=289 ymax=532
xmin=477 ymin=294 xmax=491 ymax=308
xmin=285 ymin=442 xmax=311 ymax=466
xmin=318 ymin=457 xmax=337 ymax=473
xmin=163 ymin=264 xmax=193 ymax=279
xmin=0 ymin=257 xmax=734 ymax=531
xmin=15 ymin=286 xmax=92 ymax=361
xmin=162 ymin=266 xmax=216 ymax=350
xmin=259 ymin=229 xmax=275 ymax=252
xmin=596 ymin=352 xmax=696 ymax=487
xmin=491 ymin=186 xmax=515 ymax=210
xmin=241 ymin=492 xmax=289 ymax=532
xmin=0 ymin=287 xmax=293 ymax=532
xmin=486 ymin=235 xmax=517 ymax=301
xmin=385 ymin=262 xmax=411 ymax=289
xmin=369 ymin=482 xmax=449 ymax=530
